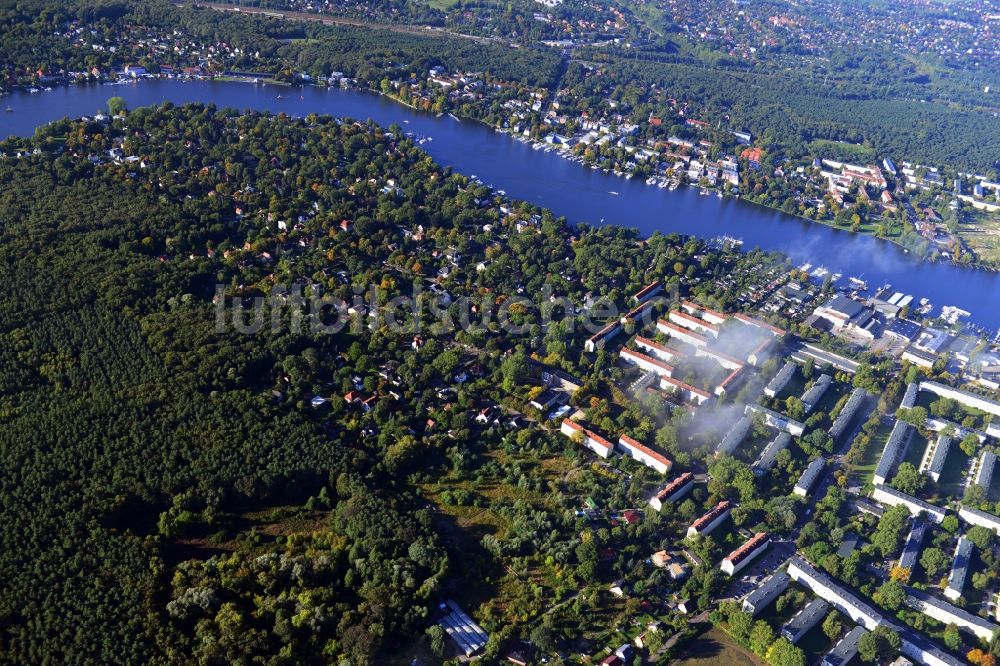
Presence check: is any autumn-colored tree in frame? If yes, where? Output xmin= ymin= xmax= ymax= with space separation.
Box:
xmin=968 ymin=649 xmax=997 ymax=666
xmin=889 ymin=565 xmax=911 ymax=583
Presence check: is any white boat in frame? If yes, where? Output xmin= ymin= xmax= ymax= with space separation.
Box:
xmin=848 ymin=277 xmax=867 ymax=290
xmin=798 ymin=263 xmax=813 ymax=272
xmin=609 ymin=191 xmax=619 ymax=196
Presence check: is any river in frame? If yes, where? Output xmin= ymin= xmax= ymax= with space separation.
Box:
xmin=2 ymin=79 xmax=999 ymax=330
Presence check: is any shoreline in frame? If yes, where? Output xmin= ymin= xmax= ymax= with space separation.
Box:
xmin=4 ymin=76 xmax=999 ymax=332
xmin=7 ymin=74 xmax=997 ymax=273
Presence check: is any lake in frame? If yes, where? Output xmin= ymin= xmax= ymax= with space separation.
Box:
xmin=2 ymin=79 xmax=998 ymax=330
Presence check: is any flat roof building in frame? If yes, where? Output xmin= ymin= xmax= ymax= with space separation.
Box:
xmin=765 ymin=361 xmax=796 ymax=398
xmin=745 ymin=403 xmax=806 ymax=436
xmin=898 ymin=520 xmax=927 ymax=575
xmin=919 ymin=381 xmax=1000 ymax=418
xmin=906 ymin=587 xmax=998 ymax=642
xmin=959 ymin=505 xmax=1000 ymax=533
xmin=830 ymin=388 xmax=867 ymax=441
xmin=742 ymin=571 xmax=790 ymax=616
xmin=975 ymin=451 xmax=996 ymax=491
xmin=753 ymin=432 xmax=792 ymax=474
xmin=794 ymin=458 xmax=826 ymax=497
xmin=822 ymin=626 xmax=868 ymax=666
xmin=944 ymin=537 xmax=972 ymax=601
xmin=919 ymin=435 xmax=951 ymax=483
xmin=716 ymin=416 xmax=753 ymax=457
xmin=872 ymin=485 xmax=948 ymax=524
xmin=873 ymin=420 xmax=912 ymax=486
xmin=901 ymin=382 xmax=919 ymax=409
xmin=782 ymin=598 xmax=830 ymax=644
xmin=801 ymin=374 xmax=833 ymax=413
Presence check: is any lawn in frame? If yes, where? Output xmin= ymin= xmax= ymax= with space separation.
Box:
xmin=672 ymin=626 xmax=762 ymax=666
xmin=848 ymin=419 xmax=894 ymax=487
xmin=957 ymin=210 xmax=1000 ymax=265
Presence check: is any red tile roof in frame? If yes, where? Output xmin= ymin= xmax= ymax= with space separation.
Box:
xmin=619 ymin=434 xmax=672 ymax=468
xmin=724 ymin=532 xmax=769 ymax=566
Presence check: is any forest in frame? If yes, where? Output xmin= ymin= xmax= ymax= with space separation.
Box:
xmin=0 ymin=99 xmax=779 ymax=663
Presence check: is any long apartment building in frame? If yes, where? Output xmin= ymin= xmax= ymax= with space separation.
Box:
xmin=721 ymin=532 xmax=769 ymax=576
xmin=788 ymin=556 xmax=964 ymax=666
xmin=619 ymin=347 xmax=674 ymax=378
xmin=830 ymin=388 xmax=867 ymax=441
xmin=944 ymin=536 xmax=972 ymax=601
xmin=871 ymin=485 xmax=948 ymax=524
xmin=668 ymin=309 xmax=720 ymax=338
xmin=753 ymin=432 xmax=792 ymax=474
xmin=716 ymin=416 xmax=753 ymax=457
xmin=584 ymin=320 xmax=622 ymax=352
xmin=686 ymin=500 xmax=732 ymax=538
xmin=656 ymin=319 xmax=707 ymax=348
xmin=822 ymin=626 xmax=867 ymax=666
xmin=742 ymin=571 xmax=789 ymax=616
xmin=632 ymin=280 xmax=663 ymax=304
xmin=919 ymin=381 xmax=1000 ymax=418
xmin=782 ymin=598 xmax=830 ymax=644
xmin=873 ymin=420 xmax=912 ymax=486
xmin=898 ymin=519 xmax=927 ymax=574
xmin=974 ymin=451 xmax=997 ymax=491
xmin=906 ymin=588 xmax=998 ymax=641
xmin=649 ymin=472 xmax=694 ymax=511
xmin=659 ymin=375 xmax=712 ymax=405
xmin=680 ymin=300 xmax=727 ymax=326
xmin=560 ymin=419 xmax=614 ymax=459
xmin=801 ymin=374 xmax=833 ymax=413
xmin=794 ymin=458 xmax=826 ymax=497
xmin=745 ymin=403 xmax=805 ymax=436
xmin=919 ymin=435 xmax=951 ymax=483
xmin=633 ymin=335 xmax=679 ymax=363
xmin=765 ymin=361 xmax=796 ymax=398
xmin=958 ymin=505 xmax=1000 ymax=533
xmin=617 ymin=434 xmax=672 ymax=475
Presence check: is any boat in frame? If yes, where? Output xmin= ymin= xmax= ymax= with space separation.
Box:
xmin=812 ymin=266 xmax=829 ymax=278
xmin=4 ymin=106 xmax=11 ymax=113
xmin=716 ymin=191 xmax=723 ymax=198
xmin=609 ymin=191 xmax=619 ymax=196
xmin=848 ymin=277 xmax=868 ymax=290
xmin=798 ymin=263 xmax=812 ymax=272
xmin=276 ymin=94 xmax=286 ymax=100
